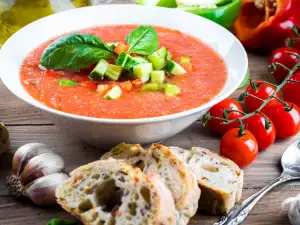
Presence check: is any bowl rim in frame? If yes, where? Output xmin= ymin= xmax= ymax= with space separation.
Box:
xmin=0 ymin=4 xmax=248 ymax=124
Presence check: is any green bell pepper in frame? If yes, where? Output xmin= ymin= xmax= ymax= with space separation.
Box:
xmin=136 ymin=0 xmax=242 ymax=29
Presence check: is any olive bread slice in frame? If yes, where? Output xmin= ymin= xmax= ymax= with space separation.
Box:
xmin=102 ymin=143 xmax=200 ymax=225
xmin=56 ymin=158 xmax=177 ymax=225
xmin=169 ymin=146 xmax=244 ymax=215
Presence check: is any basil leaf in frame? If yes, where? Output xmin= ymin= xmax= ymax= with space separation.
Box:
xmin=126 ymin=26 xmax=159 ymax=55
xmin=40 ymin=34 xmax=113 ymax=70
xmin=47 ymin=218 xmax=80 ymax=225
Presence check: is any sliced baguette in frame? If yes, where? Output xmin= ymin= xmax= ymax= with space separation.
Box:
xmin=56 ymin=158 xmax=177 ymax=225
xmin=169 ymin=146 xmax=244 ymax=215
xmin=102 ymin=143 xmax=200 ymax=225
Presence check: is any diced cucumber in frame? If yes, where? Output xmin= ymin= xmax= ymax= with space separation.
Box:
xmin=142 ymin=83 xmax=160 ymax=91
xmin=150 ymin=70 xmax=165 ymax=85
xmin=148 ymin=47 xmax=168 ymax=70
xmin=166 ymin=60 xmax=187 ymax=75
xmin=164 ymin=83 xmax=181 ymax=97
xmin=107 ymin=42 xmax=119 ymax=50
xmin=116 ymin=52 xmax=140 ymax=71
xmin=89 ymin=59 xmax=109 ymax=80
xmin=133 ymin=63 xmax=153 ymax=83
xmin=157 ymin=47 xmax=167 ymax=59
xmin=104 ymin=85 xmax=122 ymax=100
xmin=105 ymin=64 xmax=123 ymax=81
xmin=180 ymin=56 xmax=190 ymax=64
xmin=132 ymin=56 xmax=149 ymax=63
xmin=136 ymin=0 xmax=177 ymax=7
xmin=58 ymin=79 xmax=77 ymax=87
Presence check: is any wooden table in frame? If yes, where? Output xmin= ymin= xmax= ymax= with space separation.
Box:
xmin=0 ymin=52 xmax=299 ymax=225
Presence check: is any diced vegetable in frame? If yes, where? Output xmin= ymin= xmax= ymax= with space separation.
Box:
xmin=114 ymin=42 xmax=129 ymax=55
xmin=150 ymin=70 xmax=165 ymax=84
xmin=167 ymin=51 xmax=172 ymax=60
xmin=132 ymin=56 xmax=149 ymax=63
xmin=89 ymin=59 xmax=109 ymax=80
xmin=119 ymin=81 xmax=133 ymax=92
xmin=142 ymin=83 xmax=160 ymax=91
xmin=166 ymin=60 xmax=187 ymax=75
xmin=80 ymin=81 xmax=97 ymax=91
xmin=131 ymin=79 xmax=144 ymax=88
xmin=107 ymin=42 xmax=119 ymax=50
xmin=182 ymin=62 xmax=193 ymax=73
xmin=116 ymin=52 xmax=140 ymax=71
xmin=133 ymin=63 xmax=153 ymax=83
xmin=58 ymin=79 xmax=77 ymax=87
xmin=105 ymin=64 xmax=123 ymax=81
xmin=164 ymin=83 xmax=181 ymax=97
xmin=180 ymin=56 xmax=190 ymax=64
xmin=104 ymin=85 xmax=122 ymax=100
xmin=136 ymin=0 xmax=177 ymax=8
xmin=96 ymin=84 xmax=110 ymax=95
xmin=148 ymin=47 xmax=168 ymax=70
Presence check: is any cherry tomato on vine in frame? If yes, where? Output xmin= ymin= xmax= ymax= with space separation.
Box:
xmin=244 ymin=114 xmax=276 ymax=151
xmin=269 ymin=48 xmax=300 ymax=83
xmin=220 ymin=128 xmax=258 ymax=167
xmin=244 ymin=80 xmax=279 ymax=112
xmin=283 ymin=72 xmax=300 ymax=107
xmin=207 ymin=98 xmax=244 ymax=135
xmin=263 ymin=102 xmax=300 ymax=138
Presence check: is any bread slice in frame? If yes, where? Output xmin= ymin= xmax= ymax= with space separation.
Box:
xmin=169 ymin=146 xmax=244 ymax=215
xmin=56 ymin=158 xmax=177 ymax=225
xmin=102 ymin=143 xmax=200 ymax=225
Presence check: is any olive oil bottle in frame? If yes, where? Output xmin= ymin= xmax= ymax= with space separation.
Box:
xmin=0 ymin=0 xmax=91 ymax=46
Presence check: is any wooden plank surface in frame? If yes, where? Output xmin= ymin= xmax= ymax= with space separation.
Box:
xmin=0 ymin=53 xmax=299 ymax=225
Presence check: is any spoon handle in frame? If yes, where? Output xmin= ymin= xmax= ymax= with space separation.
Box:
xmin=213 ymin=174 xmax=297 ymax=225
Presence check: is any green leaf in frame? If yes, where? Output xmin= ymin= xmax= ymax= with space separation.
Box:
xmin=126 ymin=26 xmax=159 ymax=55
xmin=40 ymin=34 xmax=113 ymax=70
xmin=47 ymin=218 xmax=79 ymax=225
xmin=238 ymin=68 xmax=250 ymax=89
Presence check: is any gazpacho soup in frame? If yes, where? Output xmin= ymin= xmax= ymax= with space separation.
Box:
xmin=20 ymin=25 xmax=227 ymax=119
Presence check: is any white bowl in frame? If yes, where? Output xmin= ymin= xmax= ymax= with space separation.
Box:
xmin=0 ymin=5 xmax=248 ymax=147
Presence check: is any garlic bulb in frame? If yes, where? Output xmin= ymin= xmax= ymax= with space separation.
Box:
xmin=6 ymin=143 xmax=69 ymax=206
xmin=282 ymin=193 xmax=300 ymax=225
xmin=0 ymin=122 xmax=9 ymax=157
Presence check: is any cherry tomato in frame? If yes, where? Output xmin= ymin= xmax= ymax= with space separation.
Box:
xmin=208 ymin=98 xmax=244 ymax=135
xmin=244 ymin=114 xmax=276 ymax=151
xmin=220 ymin=128 xmax=258 ymax=168
xmin=80 ymin=81 xmax=97 ymax=91
xmin=269 ymin=48 xmax=300 ymax=83
xmin=283 ymin=72 xmax=300 ymax=107
xmin=244 ymin=80 xmax=279 ymax=112
xmin=263 ymin=102 xmax=300 ymax=138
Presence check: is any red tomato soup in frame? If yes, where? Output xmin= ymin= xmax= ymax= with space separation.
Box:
xmin=20 ymin=25 xmax=227 ymax=119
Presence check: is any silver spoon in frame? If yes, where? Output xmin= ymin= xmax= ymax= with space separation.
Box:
xmin=213 ymin=138 xmax=300 ymax=225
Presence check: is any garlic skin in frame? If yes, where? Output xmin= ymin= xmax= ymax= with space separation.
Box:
xmin=20 ymin=152 xmax=64 ymax=185
xmin=0 ymin=122 xmax=9 ymax=157
xmin=12 ymin=143 xmax=52 ymax=175
xmin=25 ymin=173 xmax=69 ymax=206
xmin=6 ymin=143 xmax=69 ymax=206
xmin=282 ymin=193 xmax=300 ymax=225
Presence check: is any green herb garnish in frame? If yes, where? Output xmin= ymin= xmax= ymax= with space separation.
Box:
xmin=46 ymin=218 xmax=79 ymax=225
xmin=59 ymin=79 xmax=77 ymax=87
xmin=40 ymin=34 xmax=113 ymax=70
xmin=126 ymin=26 xmax=159 ymax=55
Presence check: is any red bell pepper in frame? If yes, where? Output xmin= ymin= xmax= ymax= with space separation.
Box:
xmin=233 ymin=0 xmax=300 ymax=49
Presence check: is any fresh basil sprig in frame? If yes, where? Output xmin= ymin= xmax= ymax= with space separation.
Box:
xmin=40 ymin=34 xmax=113 ymax=70
xmin=47 ymin=218 xmax=80 ymax=225
xmin=126 ymin=26 xmax=159 ymax=55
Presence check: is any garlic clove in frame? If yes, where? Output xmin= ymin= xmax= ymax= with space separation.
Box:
xmin=24 ymin=173 xmax=69 ymax=206
xmin=0 ymin=122 xmax=9 ymax=157
xmin=20 ymin=152 xmax=64 ymax=185
xmin=12 ymin=143 xmax=53 ymax=176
